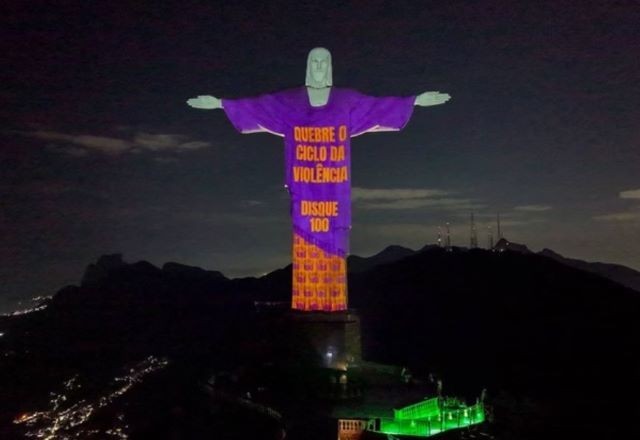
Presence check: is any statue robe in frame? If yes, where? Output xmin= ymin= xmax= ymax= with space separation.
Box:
xmin=222 ymin=87 xmax=414 ymax=311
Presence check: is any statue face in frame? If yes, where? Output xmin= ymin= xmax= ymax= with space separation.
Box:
xmin=310 ymin=51 xmax=329 ymax=83
xmin=305 ymin=47 xmax=332 ymax=88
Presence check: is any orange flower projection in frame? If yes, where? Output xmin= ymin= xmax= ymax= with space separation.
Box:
xmin=292 ymin=233 xmax=347 ymax=311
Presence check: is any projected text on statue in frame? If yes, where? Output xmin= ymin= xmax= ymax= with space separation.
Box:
xmin=187 ymin=47 xmax=451 ymax=312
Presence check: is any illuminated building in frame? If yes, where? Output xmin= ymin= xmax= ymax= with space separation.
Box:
xmin=337 ymin=396 xmax=486 ymax=439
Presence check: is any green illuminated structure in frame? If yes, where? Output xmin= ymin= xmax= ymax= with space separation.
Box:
xmin=368 ymin=397 xmax=485 ymax=437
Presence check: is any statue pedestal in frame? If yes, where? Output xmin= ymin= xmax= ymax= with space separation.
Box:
xmin=288 ymin=309 xmax=362 ymax=369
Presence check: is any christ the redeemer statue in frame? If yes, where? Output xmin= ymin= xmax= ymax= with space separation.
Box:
xmin=187 ymin=47 xmax=450 ymax=313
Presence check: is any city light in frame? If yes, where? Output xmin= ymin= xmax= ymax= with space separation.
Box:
xmin=13 ymin=356 xmax=169 ymax=439
xmin=2 ymin=296 xmax=52 ymax=317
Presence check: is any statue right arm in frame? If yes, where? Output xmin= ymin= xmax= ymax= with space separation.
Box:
xmin=188 ymin=91 xmax=286 ymax=135
xmin=186 ymin=95 xmax=223 ymax=110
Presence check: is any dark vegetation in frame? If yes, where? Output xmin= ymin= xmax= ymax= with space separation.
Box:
xmin=1 ymin=242 xmax=639 ymax=439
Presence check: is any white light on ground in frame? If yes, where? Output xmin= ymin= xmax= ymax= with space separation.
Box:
xmin=13 ymin=356 xmax=169 ymax=439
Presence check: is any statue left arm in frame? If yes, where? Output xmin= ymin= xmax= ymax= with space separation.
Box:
xmin=350 ymin=93 xmax=416 ymax=137
xmin=414 ymin=91 xmax=451 ymax=107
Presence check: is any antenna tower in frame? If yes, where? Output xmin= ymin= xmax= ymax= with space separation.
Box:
xmin=445 ymin=222 xmax=452 ymax=250
xmin=470 ymin=213 xmax=478 ymax=249
xmin=488 ymin=226 xmax=494 ymax=249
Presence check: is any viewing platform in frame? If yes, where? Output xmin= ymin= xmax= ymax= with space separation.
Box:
xmin=338 ymin=396 xmax=485 ymax=439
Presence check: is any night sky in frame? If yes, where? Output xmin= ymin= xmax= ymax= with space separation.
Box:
xmin=2 ymin=0 xmax=639 ymax=313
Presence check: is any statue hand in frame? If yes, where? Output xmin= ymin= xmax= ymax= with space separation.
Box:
xmin=186 ymin=95 xmax=223 ymax=109
xmin=415 ymin=91 xmax=451 ymax=107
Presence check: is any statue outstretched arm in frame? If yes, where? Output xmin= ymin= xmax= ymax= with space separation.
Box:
xmin=415 ymin=91 xmax=451 ymax=107
xmin=186 ymin=95 xmax=223 ymax=110
xmin=199 ymin=93 xmax=285 ymax=136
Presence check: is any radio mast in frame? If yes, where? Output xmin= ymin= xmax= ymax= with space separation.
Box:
xmin=470 ymin=213 xmax=478 ymax=249
xmin=488 ymin=226 xmax=494 ymax=249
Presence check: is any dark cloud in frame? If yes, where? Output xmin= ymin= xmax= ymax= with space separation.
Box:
xmin=23 ymin=130 xmax=211 ymax=155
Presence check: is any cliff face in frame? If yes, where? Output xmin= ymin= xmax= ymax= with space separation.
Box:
xmin=80 ymin=253 xmax=126 ymax=287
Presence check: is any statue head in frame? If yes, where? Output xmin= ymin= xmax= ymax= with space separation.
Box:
xmin=305 ymin=47 xmax=332 ymax=88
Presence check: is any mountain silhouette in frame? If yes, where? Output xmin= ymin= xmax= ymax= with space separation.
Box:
xmin=348 ymin=245 xmax=416 ymax=273
xmin=1 ymin=242 xmax=639 ymax=439
xmin=538 ymin=247 xmax=640 ymax=293
xmin=493 ymin=238 xmax=640 ymax=293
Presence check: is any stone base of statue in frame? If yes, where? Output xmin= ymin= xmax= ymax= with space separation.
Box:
xmin=288 ymin=309 xmax=362 ymax=369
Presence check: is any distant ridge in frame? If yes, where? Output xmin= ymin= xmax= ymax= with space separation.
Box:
xmin=487 ymin=237 xmax=640 ymax=293
xmin=162 ymin=262 xmax=227 ymax=282
xmin=4 ymin=240 xmax=640 ymax=439
xmin=77 ymin=238 xmax=640 ymax=304
xmin=337 ymin=238 xmax=640 ymax=293
xmin=493 ymin=237 xmax=532 ymax=254
xmin=538 ymin=248 xmax=640 ymax=293
xmin=348 ymin=245 xmax=415 ymax=273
